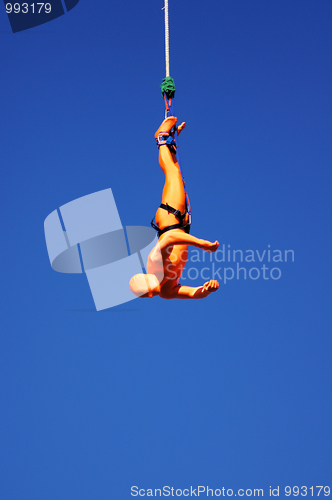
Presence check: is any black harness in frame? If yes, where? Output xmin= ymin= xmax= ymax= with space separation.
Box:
xmin=151 ymin=202 xmax=191 ymax=238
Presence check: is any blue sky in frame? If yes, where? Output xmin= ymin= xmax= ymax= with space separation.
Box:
xmin=0 ymin=1 xmax=331 ymax=498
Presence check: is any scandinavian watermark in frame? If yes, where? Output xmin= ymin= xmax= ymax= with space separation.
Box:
xmin=167 ymin=244 xmax=294 ymax=284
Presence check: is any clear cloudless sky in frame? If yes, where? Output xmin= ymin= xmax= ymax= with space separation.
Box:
xmin=0 ymin=1 xmax=331 ymax=498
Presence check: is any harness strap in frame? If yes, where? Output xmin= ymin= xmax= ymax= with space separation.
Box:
xmin=163 ymin=93 xmax=170 ymax=111
xmin=150 ymin=202 xmax=191 ymax=238
xmin=156 ymin=133 xmax=177 ymax=153
xmin=159 ymin=203 xmax=187 ymax=222
xmin=150 ymin=218 xmax=190 ymax=238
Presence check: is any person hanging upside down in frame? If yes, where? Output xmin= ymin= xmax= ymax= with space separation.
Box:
xmin=129 ymin=116 xmax=219 ymax=299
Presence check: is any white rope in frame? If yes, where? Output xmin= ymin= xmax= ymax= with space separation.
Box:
xmin=164 ymin=0 xmax=170 ymax=77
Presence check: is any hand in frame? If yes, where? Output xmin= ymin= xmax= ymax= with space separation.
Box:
xmin=203 ymin=280 xmax=219 ymax=293
xmin=205 ymin=240 xmax=219 ymax=252
xmin=192 ymin=279 xmax=220 ymax=298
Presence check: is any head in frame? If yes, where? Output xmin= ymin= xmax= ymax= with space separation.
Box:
xmin=129 ymin=273 xmax=161 ymax=298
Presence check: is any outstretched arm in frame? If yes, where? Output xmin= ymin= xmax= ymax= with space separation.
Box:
xmin=160 ymin=280 xmax=219 ymax=299
xmin=160 ymin=231 xmax=219 ymax=252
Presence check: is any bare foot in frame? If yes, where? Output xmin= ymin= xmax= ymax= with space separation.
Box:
xmin=155 ymin=116 xmax=177 ymax=139
xmin=177 ymin=122 xmax=185 ymax=135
